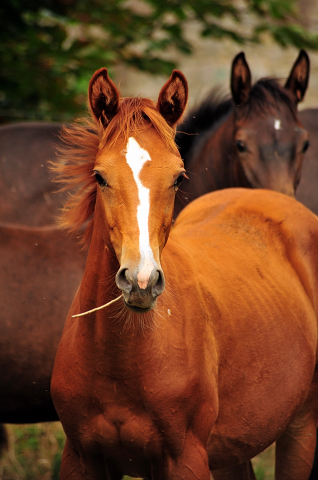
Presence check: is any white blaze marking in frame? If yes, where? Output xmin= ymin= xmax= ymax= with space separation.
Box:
xmin=274 ymin=119 xmax=281 ymax=130
xmin=125 ymin=137 xmax=155 ymax=289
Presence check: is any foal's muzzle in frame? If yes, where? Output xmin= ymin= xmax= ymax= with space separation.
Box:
xmin=116 ymin=266 xmax=165 ymax=312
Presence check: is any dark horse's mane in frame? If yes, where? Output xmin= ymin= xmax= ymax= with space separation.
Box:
xmin=176 ymin=78 xmax=298 ymax=168
xmin=176 ymin=91 xmax=232 ymax=166
xmin=51 ymin=97 xmax=178 ymax=246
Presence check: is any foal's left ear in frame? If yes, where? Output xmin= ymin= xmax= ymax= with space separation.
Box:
xmin=157 ymin=70 xmax=188 ymax=128
xmin=285 ymin=50 xmax=310 ymax=104
xmin=88 ymin=68 xmax=119 ymax=128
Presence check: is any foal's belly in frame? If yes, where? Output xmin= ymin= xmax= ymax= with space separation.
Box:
xmin=206 ymin=368 xmax=315 ymax=469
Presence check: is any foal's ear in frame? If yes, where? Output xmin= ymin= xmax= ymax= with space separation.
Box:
xmin=231 ymin=52 xmax=251 ymax=107
xmin=88 ymin=68 xmax=119 ymax=128
xmin=157 ymin=70 xmax=188 ymax=128
xmin=285 ymin=50 xmax=310 ymax=104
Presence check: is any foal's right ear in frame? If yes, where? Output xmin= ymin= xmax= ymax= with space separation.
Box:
xmin=88 ymin=68 xmax=119 ymax=128
xmin=231 ymin=52 xmax=251 ymax=107
xmin=157 ymin=70 xmax=188 ymax=128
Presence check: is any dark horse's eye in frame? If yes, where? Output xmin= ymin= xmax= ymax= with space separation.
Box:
xmin=94 ymin=171 xmax=107 ymax=187
xmin=235 ymin=140 xmax=247 ymax=153
xmin=174 ymin=173 xmax=187 ymax=191
xmin=302 ymin=140 xmax=310 ymax=153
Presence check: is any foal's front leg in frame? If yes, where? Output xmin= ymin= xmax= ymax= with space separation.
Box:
xmin=60 ymin=440 xmax=90 ymax=480
xmin=211 ymin=460 xmax=256 ymax=480
xmin=60 ymin=439 xmax=121 ymax=480
xmin=152 ymin=432 xmax=211 ymax=480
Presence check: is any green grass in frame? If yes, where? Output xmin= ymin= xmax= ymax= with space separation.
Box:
xmin=0 ymin=423 xmax=275 ymax=479
xmin=252 ymin=445 xmax=275 ymax=480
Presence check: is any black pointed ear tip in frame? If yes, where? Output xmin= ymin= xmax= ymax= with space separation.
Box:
xmin=299 ymin=49 xmax=308 ymax=57
xmin=301 ymin=50 xmax=310 ymax=65
xmin=233 ymin=51 xmax=246 ymax=62
xmin=294 ymin=50 xmax=310 ymax=68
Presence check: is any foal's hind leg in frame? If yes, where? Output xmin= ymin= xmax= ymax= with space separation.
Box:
xmin=275 ymin=408 xmax=317 ymax=480
xmin=211 ymin=460 xmax=256 ymax=480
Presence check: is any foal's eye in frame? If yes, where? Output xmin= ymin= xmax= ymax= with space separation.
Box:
xmin=302 ymin=140 xmax=310 ymax=153
xmin=174 ymin=173 xmax=187 ymax=191
xmin=235 ymin=140 xmax=247 ymax=153
xmin=94 ymin=171 xmax=107 ymax=187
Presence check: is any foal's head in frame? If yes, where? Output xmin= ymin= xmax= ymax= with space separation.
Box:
xmin=89 ymin=69 xmax=188 ymax=312
xmin=230 ymin=50 xmax=310 ymax=196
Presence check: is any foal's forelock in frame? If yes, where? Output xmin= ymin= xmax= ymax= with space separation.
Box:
xmin=99 ymin=98 xmax=179 ymax=156
xmin=238 ymin=78 xmax=298 ymax=119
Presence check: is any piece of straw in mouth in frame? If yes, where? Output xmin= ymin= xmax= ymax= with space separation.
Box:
xmin=72 ymin=294 xmax=123 ymax=318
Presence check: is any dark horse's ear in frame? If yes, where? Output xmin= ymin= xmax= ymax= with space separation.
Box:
xmin=231 ymin=52 xmax=251 ymax=107
xmin=157 ymin=70 xmax=188 ymax=128
xmin=284 ymin=50 xmax=310 ymax=104
xmin=88 ymin=68 xmax=119 ymax=128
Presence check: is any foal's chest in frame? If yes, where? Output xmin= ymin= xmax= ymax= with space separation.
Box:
xmin=71 ymin=358 xmax=207 ymax=474
xmin=76 ymin=394 xmax=187 ymax=478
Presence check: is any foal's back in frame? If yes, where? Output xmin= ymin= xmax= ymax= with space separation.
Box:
xmin=171 ymin=188 xmax=318 ymax=470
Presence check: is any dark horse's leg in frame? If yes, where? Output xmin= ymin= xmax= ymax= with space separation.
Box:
xmin=308 ymin=430 xmax=318 ymax=480
xmin=0 ymin=424 xmax=8 ymax=456
xmin=211 ymin=460 xmax=256 ymax=480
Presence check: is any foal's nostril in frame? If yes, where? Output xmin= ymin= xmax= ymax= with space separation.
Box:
xmin=116 ymin=268 xmax=132 ymax=294
xmin=117 ymin=266 xmax=165 ymax=300
xmin=152 ymin=269 xmax=165 ymax=297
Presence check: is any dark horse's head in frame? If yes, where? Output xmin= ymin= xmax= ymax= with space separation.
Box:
xmin=230 ymin=50 xmax=310 ymax=196
xmin=174 ymin=51 xmax=310 ymax=218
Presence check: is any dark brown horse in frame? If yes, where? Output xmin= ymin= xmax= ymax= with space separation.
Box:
xmin=0 ymin=122 xmax=91 ymax=456
xmin=0 ymin=121 xmax=67 ymax=225
xmin=174 ymin=50 xmax=310 ymax=217
xmin=0 ymin=223 xmax=86 ymax=450
xmin=51 ymin=67 xmax=318 ymax=480
xmin=297 ymin=108 xmax=318 ymax=214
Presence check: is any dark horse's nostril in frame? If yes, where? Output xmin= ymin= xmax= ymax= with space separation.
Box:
xmin=116 ymin=268 xmax=132 ymax=294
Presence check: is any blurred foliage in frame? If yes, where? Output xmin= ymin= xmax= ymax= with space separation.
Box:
xmin=1 ymin=423 xmax=65 ymax=480
xmin=1 ymin=0 xmax=318 ymax=122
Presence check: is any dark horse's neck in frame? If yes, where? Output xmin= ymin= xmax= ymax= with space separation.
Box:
xmin=176 ymin=95 xmax=233 ymax=168
xmin=174 ymin=105 xmax=250 ymax=218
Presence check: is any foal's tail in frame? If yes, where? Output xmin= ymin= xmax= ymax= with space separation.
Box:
xmin=0 ymin=424 xmax=8 ymax=456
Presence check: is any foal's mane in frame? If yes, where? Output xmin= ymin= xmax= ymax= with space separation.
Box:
xmin=51 ymin=97 xmax=178 ymax=245
xmin=176 ymin=77 xmax=298 ymax=167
